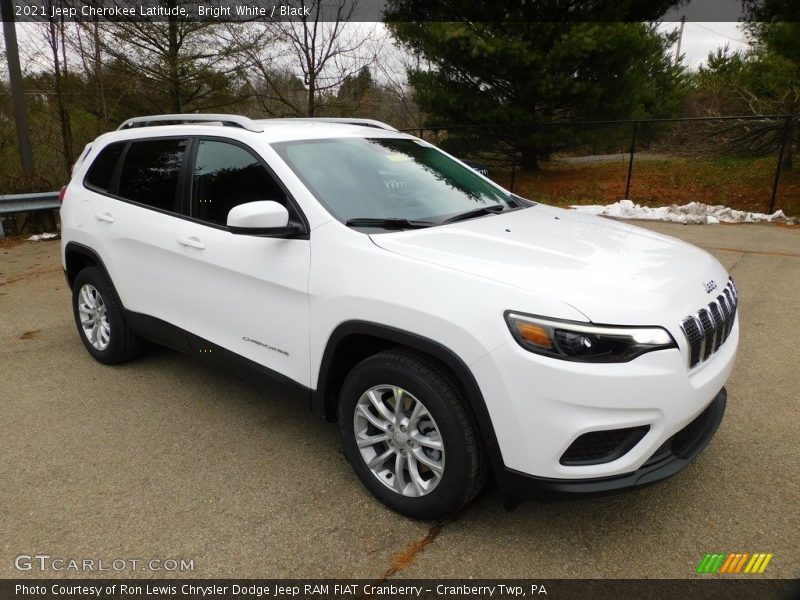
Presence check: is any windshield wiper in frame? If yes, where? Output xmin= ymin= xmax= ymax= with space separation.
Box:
xmin=442 ymin=204 xmax=507 ymax=224
xmin=345 ymin=217 xmax=435 ymax=230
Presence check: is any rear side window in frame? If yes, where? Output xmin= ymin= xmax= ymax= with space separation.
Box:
xmin=118 ymin=138 xmax=187 ymax=212
xmin=191 ymin=139 xmax=287 ymax=226
xmin=85 ymin=142 xmax=125 ymax=192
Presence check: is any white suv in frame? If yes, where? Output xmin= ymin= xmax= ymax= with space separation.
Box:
xmin=61 ymin=114 xmax=738 ymax=519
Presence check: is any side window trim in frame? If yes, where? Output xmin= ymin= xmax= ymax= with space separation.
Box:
xmin=108 ymin=141 xmax=130 ymax=196
xmin=178 ymin=137 xmax=196 ymax=218
xmin=80 ymin=134 xmax=310 ymax=239
xmin=184 ymin=135 xmax=309 ymax=237
xmin=83 ymin=135 xmax=190 ymax=218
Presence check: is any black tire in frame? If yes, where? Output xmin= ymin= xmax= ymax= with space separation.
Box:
xmin=71 ymin=266 xmax=142 ymax=364
xmin=338 ymin=348 xmax=487 ymax=520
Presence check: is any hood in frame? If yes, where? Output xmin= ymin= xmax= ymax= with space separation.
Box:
xmin=370 ymin=204 xmax=729 ymax=325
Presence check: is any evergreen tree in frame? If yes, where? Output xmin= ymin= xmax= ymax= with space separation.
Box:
xmin=386 ymin=2 xmax=685 ymax=169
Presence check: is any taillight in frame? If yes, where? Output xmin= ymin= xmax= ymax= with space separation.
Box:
xmin=59 ymin=186 xmax=67 ymax=203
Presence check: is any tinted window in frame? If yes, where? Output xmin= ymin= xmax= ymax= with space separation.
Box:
xmin=192 ymin=140 xmax=286 ymax=226
xmin=118 ymin=139 xmax=187 ymax=212
xmin=85 ymin=142 xmax=125 ymax=191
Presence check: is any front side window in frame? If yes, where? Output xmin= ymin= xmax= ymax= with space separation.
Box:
xmin=191 ymin=140 xmax=287 ymax=226
xmin=271 ymin=137 xmax=516 ymax=225
xmin=118 ymin=138 xmax=187 ymax=212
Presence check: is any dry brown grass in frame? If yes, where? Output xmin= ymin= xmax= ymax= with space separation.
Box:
xmin=493 ymin=156 xmax=799 ymax=216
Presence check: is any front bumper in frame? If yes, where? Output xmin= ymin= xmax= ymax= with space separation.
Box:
xmin=495 ymin=388 xmax=726 ymax=498
xmin=470 ymin=315 xmax=737 ymax=490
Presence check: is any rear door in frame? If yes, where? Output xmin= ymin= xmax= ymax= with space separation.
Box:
xmin=83 ymin=136 xmax=192 ymax=325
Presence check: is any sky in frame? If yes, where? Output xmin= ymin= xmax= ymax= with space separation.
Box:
xmin=660 ymin=21 xmax=750 ymax=69
xmin=2 ymin=21 xmax=751 ymax=80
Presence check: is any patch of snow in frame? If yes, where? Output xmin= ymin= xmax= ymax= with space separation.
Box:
xmin=571 ymin=200 xmax=796 ymax=225
xmin=26 ymin=232 xmax=59 ymax=241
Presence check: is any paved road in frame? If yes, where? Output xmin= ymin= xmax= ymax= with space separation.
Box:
xmin=556 ymin=152 xmax=672 ymax=165
xmin=1 ymin=222 xmax=798 ymax=579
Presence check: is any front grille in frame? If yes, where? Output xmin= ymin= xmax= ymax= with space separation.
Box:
xmin=560 ymin=426 xmax=649 ymax=466
xmin=680 ymin=278 xmax=738 ymax=369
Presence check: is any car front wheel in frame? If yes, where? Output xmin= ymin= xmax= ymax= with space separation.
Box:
xmin=338 ymin=349 xmax=486 ymax=519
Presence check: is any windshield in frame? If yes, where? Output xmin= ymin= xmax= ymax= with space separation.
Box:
xmin=271 ymin=137 xmax=517 ymax=226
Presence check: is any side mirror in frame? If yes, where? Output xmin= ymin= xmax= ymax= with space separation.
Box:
xmin=227 ymin=201 xmax=301 ymax=237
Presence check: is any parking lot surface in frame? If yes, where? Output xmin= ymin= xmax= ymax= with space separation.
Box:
xmin=1 ymin=221 xmax=798 ymax=579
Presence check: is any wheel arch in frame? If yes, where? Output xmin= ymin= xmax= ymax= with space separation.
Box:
xmin=313 ymin=321 xmax=502 ymax=457
xmin=64 ymin=242 xmax=110 ymax=290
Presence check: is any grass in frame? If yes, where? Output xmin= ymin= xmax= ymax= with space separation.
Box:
xmin=491 ymin=156 xmax=799 ymax=217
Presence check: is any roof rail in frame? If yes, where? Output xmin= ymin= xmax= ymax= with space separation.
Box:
xmin=267 ymin=117 xmax=398 ymax=132
xmin=117 ymin=114 xmax=263 ymax=133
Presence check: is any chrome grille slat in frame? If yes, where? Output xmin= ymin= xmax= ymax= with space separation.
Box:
xmin=722 ymin=294 xmax=734 ymax=338
xmin=718 ymin=298 xmax=729 ymax=339
xmin=708 ymin=302 xmax=724 ymax=352
xmin=694 ymin=314 xmax=707 ymax=361
xmin=697 ymin=309 xmax=714 ymax=360
xmin=725 ymin=296 xmax=736 ymax=337
xmin=681 ymin=317 xmax=702 ymax=366
xmin=723 ymin=288 xmax=734 ymax=312
xmin=717 ymin=296 xmax=731 ymax=339
xmin=679 ymin=278 xmax=738 ymax=369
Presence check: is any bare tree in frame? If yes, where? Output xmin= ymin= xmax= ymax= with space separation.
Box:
xmin=98 ymin=1 xmax=254 ymax=113
xmin=232 ymin=0 xmax=382 ymax=117
xmin=71 ymin=14 xmax=111 ymax=128
xmin=41 ymin=0 xmax=74 ymax=177
xmin=372 ymin=40 xmax=422 ymax=129
xmin=13 ymin=1 xmax=78 ymax=177
xmin=0 ymin=0 xmax=34 ymax=174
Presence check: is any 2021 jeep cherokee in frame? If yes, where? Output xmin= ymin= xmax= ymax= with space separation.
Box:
xmin=61 ymin=114 xmax=738 ymax=519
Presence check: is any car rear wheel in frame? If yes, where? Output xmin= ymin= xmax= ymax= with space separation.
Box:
xmin=338 ymin=348 xmax=487 ymax=519
xmin=72 ymin=266 xmax=142 ymax=364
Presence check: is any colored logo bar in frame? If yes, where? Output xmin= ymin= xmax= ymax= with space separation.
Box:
xmin=696 ymin=553 xmax=774 ymax=574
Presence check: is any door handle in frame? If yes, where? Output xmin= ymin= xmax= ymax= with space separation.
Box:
xmin=94 ymin=212 xmax=114 ymax=223
xmin=177 ymin=236 xmax=206 ymax=250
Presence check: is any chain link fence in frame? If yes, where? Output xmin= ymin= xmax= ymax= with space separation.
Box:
xmin=405 ymin=115 xmax=799 ymax=217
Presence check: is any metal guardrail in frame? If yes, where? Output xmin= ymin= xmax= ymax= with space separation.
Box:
xmin=0 ymin=191 xmax=60 ymax=237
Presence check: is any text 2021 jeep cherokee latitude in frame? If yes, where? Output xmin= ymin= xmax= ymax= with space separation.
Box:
xmin=60 ymin=114 xmax=738 ymax=519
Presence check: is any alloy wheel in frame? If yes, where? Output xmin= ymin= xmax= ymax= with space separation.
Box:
xmin=353 ymin=385 xmax=445 ymax=497
xmin=77 ymin=283 xmax=110 ymax=351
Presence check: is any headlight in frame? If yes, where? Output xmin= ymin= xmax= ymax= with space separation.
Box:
xmin=505 ymin=311 xmax=676 ymax=362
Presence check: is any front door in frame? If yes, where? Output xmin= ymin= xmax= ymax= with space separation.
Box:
xmin=167 ymin=138 xmax=311 ymax=387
